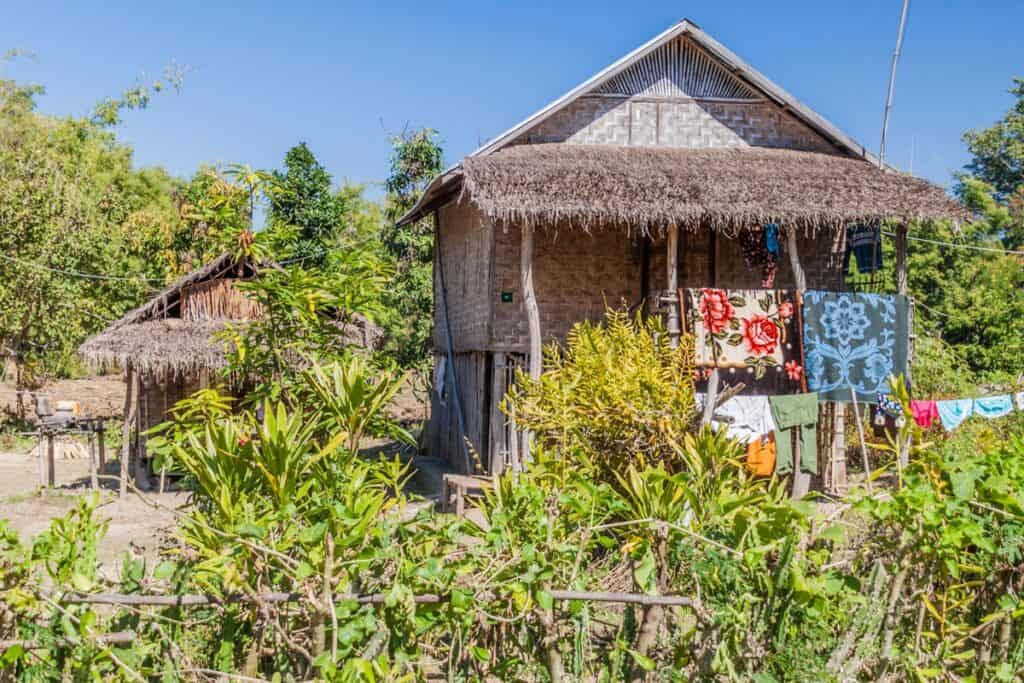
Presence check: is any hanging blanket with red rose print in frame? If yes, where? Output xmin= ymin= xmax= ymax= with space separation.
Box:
xmin=801 ymin=291 xmax=909 ymax=403
xmin=683 ymin=289 xmax=804 ymax=391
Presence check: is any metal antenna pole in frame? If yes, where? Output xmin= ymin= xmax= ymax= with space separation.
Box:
xmin=879 ymin=0 xmax=911 ymax=168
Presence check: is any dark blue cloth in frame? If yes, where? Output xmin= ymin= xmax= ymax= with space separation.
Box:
xmin=844 ymin=226 xmax=882 ymax=274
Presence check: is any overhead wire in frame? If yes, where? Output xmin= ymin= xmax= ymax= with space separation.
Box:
xmin=881 ymin=230 xmax=1024 ymax=257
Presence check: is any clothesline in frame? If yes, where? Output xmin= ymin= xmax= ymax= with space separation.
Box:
xmin=880 ymin=230 xmax=1024 ymax=257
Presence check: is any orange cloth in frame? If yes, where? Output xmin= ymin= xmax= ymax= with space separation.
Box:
xmin=746 ymin=433 xmax=776 ymax=477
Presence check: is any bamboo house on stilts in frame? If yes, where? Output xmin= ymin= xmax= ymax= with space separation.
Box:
xmin=79 ymin=253 xmax=262 ymax=489
xmin=399 ymin=19 xmax=968 ymax=492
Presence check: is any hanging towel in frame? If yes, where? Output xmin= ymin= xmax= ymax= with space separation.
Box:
xmin=765 ymin=224 xmax=781 ymax=257
xmin=746 ymin=434 xmax=776 ymax=477
xmin=878 ymin=393 xmax=904 ymax=418
xmin=844 ymin=225 xmax=883 ymax=274
xmin=709 ymin=396 xmax=776 ymax=444
xmin=802 ymin=291 xmax=909 ymax=403
xmin=937 ymin=399 xmax=973 ymax=431
xmin=1016 ymin=391 xmax=1024 ymax=411
xmin=910 ymin=400 xmax=940 ymax=428
xmin=684 ymin=289 xmax=802 ymax=393
xmin=769 ymin=393 xmax=819 ymax=476
xmin=974 ymin=395 xmax=1013 ymax=419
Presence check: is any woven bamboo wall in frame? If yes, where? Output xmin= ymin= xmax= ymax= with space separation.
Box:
xmin=433 ymin=198 xmax=493 ymax=353
xmin=181 ymin=279 xmax=263 ymax=322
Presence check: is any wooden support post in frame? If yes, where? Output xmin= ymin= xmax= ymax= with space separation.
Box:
xmin=832 ymin=407 xmax=847 ymax=493
xmin=88 ymin=431 xmax=98 ymax=491
xmin=37 ymin=434 xmax=46 ymax=488
xmin=489 ymin=352 xmax=507 ymax=476
xmin=666 ymin=224 xmax=680 ymax=349
xmin=521 ymin=225 xmax=542 ymax=381
xmin=895 ymin=224 xmax=908 ymax=296
xmin=120 ymin=365 xmax=135 ymax=498
xmin=46 ymin=432 xmax=55 ymax=488
xmin=785 ymin=228 xmax=811 ymax=499
xmin=96 ymin=418 xmax=106 ymax=470
xmin=134 ymin=374 xmax=150 ymax=490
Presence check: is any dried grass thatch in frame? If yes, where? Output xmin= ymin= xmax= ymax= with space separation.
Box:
xmin=79 ymin=319 xmax=233 ymax=379
xmin=460 ymin=144 xmax=970 ymax=234
xmin=80 ymin=252 xmax=384 ymax=379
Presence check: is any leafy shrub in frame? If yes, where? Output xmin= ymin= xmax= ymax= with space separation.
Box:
xmin=505 ymin=309 xmax=697 ymax=481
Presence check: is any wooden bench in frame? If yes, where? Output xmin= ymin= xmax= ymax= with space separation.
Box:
xmin=441 ymin=474 xmax=491 ymax=517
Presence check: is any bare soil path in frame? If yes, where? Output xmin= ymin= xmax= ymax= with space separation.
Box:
xmin=0 ymin=450 xmax=184 ymax=578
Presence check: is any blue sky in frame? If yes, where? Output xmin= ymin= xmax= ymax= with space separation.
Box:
xmin=3 ymin=1 xmax=1022 ymax=196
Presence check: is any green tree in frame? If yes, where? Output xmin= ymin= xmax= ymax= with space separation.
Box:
xmin=0 ymin=76 xmax=181 ymax=389
xmin=379 ymin=128 xmax=443 ymax=369
xmin=265 ymin=143 xmax=347 ymax=265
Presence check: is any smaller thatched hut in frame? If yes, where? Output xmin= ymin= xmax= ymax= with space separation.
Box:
xmin=80 ymin=253 xmax=263 ymax=484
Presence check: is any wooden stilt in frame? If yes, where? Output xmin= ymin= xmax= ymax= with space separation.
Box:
xmin=521 ymin=225 xmax=542 ymax=381
xmin=786 ymin=228 xmax=811 ymax=500
xmin=666 ymin=224 xmax=680 ymax=349
xmin=850 ymin=387 xmax=873 ymax=495
xmin=96 ymin=418 xmax=106 ymax=470
xmin=37 ymin=434 xmax=46 ymax=488
xmin=46 ymin=433 xmax=55 ymax=489
xmin=88 ymin=431 xmax=98 ymax=491
xmin=521 ymin=225 xmax=541 ymax=463
xmin=120 ymin=365 xmax=135 ymax=498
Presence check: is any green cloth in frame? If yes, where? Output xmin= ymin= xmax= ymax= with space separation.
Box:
xmin=769 ymin=392 xmax=819 ymax=475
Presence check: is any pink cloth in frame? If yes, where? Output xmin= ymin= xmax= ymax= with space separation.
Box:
xmin=910 ymin=400 xmax=940 ymax=428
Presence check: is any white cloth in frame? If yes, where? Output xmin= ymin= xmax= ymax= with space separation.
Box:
xmin=696 ymin=394 xmax=776 ymax=444
xmin=1016 ymin=391 xmax=1024 ymax=411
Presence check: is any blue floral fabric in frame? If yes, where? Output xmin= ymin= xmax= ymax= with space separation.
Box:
xmin=802 ymin=292 xmax=909 ymax=403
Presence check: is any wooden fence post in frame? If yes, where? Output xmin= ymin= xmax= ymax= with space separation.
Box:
xmin=666 ymin=224 xmax=680 ymax=349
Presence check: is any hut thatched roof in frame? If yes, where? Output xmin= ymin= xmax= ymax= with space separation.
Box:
xmin=80 ymin=319 xmax=233 ymax=378
xmin=79 ymin=252 xmax=384 ymax=379
xmin=455 ymin=144 xmax=968 ymax=234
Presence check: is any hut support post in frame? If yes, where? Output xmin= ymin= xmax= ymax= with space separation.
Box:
xmin=88 ymin=431 xmax=98 ymax=491
xmin=895 ymin=224 xmax=908 ymax=296
xmin=96 ymin=418 xmax=105 ymax=470
xmin=46 ymin=432 xmax=55 ymax=488
xmin=134 ymin=375 xmax=150 ymax=490
xmin=895 ymin=224 xmax=912 ymax=467
xmin=666 ymin=224 xmax=680 ymax=349
xmin=785 ymin=228 xmax=811 ymax=499
xmin=521 ymin=225 xmax=541 ymax=465
xmin=120 ymin=366 xmax=135 ymax=498
xmin=37 ymin=433 xmax=46 ymax=488
xmin=522 ymin=226 xmax=542 ymax=381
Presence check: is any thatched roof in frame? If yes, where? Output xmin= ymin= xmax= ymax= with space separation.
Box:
xmin=457 ymin=144 xmax=968 ymax=234
xmin=79 ymin=251 xmax=385 ymax=379
xmin=80 ymin=319 xmax=232 ymax=378
xmin=110 ymin=252 xmax=247 ymax=330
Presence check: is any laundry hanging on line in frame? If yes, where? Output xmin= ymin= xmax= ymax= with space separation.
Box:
xmin=844 ymin=225 xmax=883 ymax=274
xmin=684 ymin=288 xmax=804 ymax=393
xmin=802 ymin=291 xmax=909 ymax=404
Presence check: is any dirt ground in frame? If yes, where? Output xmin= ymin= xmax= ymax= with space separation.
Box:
xmin=0 ymin=373 xmax=127 ymax=420
xmin=0 ymin=372 xmax=433 ymax=577
xmin=0 ymin=449 xmax=185 ymax=578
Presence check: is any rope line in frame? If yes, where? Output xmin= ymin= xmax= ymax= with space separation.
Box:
xmin=881 ymin=231 xmax=1024 ymax=256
